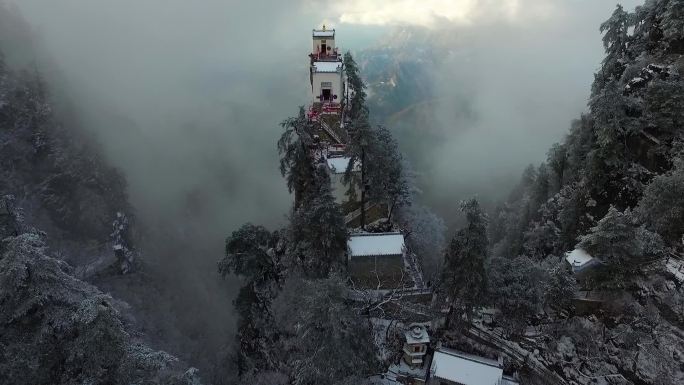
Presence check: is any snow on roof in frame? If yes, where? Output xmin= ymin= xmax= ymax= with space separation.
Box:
xmin=313 ymin=29 xmax=335 ymax=37
xmin=348 ymin=232 xmax=405 ymax=257
xmin=565 ymin=249 xmax=594 ymax=268
xmin=405 ymin=325 xmax=430 ymax=344
xmin=430 ymin=349 xmax=504 ymax=385
xmin=327 ymin=156 xmax=359 ymax=174
xmin=313 ymin=61 xmax=342 ymax=73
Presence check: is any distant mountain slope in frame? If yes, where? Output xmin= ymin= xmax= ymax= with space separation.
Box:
xmin=0 ymin=6 xmax=133 ymax=270
xmin=491 ymin=1 xmax=684 ymax=260
xmin=358 ymin=27 xmax=453 ymax=123
xmin=357 ymin=28 xmax=475 ymax=213
xmin=485 ymin=2 xmax=684 ymax=383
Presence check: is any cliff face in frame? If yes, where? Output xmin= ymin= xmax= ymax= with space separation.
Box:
xmin=534 ymin=269 xmax=684 ymax=385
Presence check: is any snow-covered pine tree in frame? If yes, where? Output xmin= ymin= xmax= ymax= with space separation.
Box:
xmin=486 ymin=256 xmax=546 ymax=336
xmin=271 ymin=276 xmax=380 ymax=385
xmin=544 ymin=261 xmax=578 ymax=310
xmin=440 ymin=198 xmax=488 ymax=325
xmin=0 ymin=229 xmax=200 ymax=385
xmin=110 ymin=211 xmax=135 ymax=274
xmin=219 ymin=224 xmax=283 ymax=375
xmin=594 ymin=4 xmax=632 ymax=94
xmin=278 ymin=107 xmax=317 ymax=209
xmin=343 ymin=52 xmax=368 ymax=122
xmin=288 ymin=165 xmax=347 ymax=278
xmin=365 ymin=124 xmax=412 ymax=221
xmin=635 ymin=161 xmax=684 ymax=244
xmin=577 ymin=206 xmax=664 ymax=279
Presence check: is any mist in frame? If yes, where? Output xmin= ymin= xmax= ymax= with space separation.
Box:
xmin=347 ymin=0 xmax=644 ymax=225
xmin=8 ymin=0 xmax=644 ymax=379
xmin=9 ymin=0 xmax=332 ymax=378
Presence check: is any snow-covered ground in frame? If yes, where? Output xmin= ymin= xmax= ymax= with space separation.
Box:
xmin=665 ymin=258 xmax=684 ymax=283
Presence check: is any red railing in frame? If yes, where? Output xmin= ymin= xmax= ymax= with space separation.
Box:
xmin=307 ymin=103 xmax=341 ymax=121
xmin=310 ymin=49 xmax=340 ymax=61
xmin=321 ymin=102 xmax=341 ymax=113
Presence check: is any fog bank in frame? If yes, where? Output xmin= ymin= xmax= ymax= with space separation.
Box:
xmin=10 ymin=0 xmax=644 ymax=377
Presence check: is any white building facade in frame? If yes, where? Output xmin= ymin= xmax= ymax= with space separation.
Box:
xmin=326 ymin=155 xmax=358 ymax=203
xmin=428 ymin=348 xmax=519 ymax=385
xmin=310 ymin=27 xmax=345 ymax=105
xmin=311 ymin=61 xmax=344 ymax=104
xmin=312 ymin=28 xmax=336 ymax=58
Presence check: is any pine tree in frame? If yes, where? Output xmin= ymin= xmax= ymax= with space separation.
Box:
xmin=365 ymin=125 xmax=412 ymax=220
xmin=531 ymin=163 xmax=551 ymax=214
xmin=523 ymin=219 xmax=561 ymax=260
xmin=662 ymin=0 xmax=684 ymax=46
xmin=643 ymin=77 xmax=684 ymax=145
xmin=594 ymin=4 xmax=632 ymax=94
xmin=271 ymin=276 xmax=380 ymax=385
xmin=486 ymin=256 xmax=546 ymax=336
xmin=491 ymin=166 xmax=537 ymax=258
xmin=636 ymin=164 xmax=684 ymax=244
xmin=220 ymin=223 xmax=281 ymax=284
xmin=343 ymin=108 xmax=373 ymax=208
xmin=110 ymin=211 xmax=135 ymax=274
xmin=343 ymin=52 xmax=367 ymax=121
xmin=577 ymin=206 xmax=664 ymax=277
xmin=0 ymin=232 xmax=196 ymax=385
xmin=288 ymin=165 xmax=347 ymax=278
xmin=547 ymin=142 xmax=568 ymax=192
xmin=219 ymin=224 xmax=283 ymax=375
xmin=544 ymin=262 xmax=577 ymax=310
xmin=556 ymin=182 xmax=595 ymax=251
xmin=441 ymin=198 xmax=488 ymax=325
xmin=278 ymin=107 xmax=316 ymax=209
xmin=342 ymin=53 xmax=411 ymax=224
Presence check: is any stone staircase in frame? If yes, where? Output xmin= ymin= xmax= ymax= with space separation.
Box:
xmin=320 ymin=119 xmax=343 ymax=144
xmin=404 ymin=251 xmax=426 ymax=290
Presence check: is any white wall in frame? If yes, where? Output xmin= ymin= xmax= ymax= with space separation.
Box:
xmin=330 ymin=173 xmax=348 ymax=203
xmin=312 ymin=71 xmax=343 ymax=103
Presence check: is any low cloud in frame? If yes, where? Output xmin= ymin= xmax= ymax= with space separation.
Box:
xmin=8 ymin=0 xmax=645 ymax=376
xmin=328 ymin=0 xmax=558 ymax=28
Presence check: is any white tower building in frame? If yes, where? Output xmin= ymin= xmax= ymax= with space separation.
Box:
xmin=310 ymin=26 xmax=344 ymax=106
